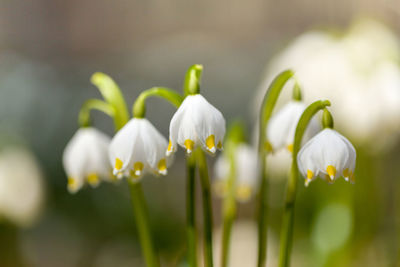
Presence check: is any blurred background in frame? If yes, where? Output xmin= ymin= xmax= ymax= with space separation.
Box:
xmin=1 ymin=0 xmax=400 ymax=266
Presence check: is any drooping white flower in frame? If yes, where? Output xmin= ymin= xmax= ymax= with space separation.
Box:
xmin=297 ymin=128 xmax=356 ymax=186
xmin=109 ymin=118 xmax=170 ymax=182
xmin=63 ymin=127 xmax=112 ymax=193
xmin=214 ymin=144 xmax=259 ymax=202
xmin=0 ymin=147 xmax=44 ymax=227
xmin=267 ymin=101 xmax=320 ymax=152
xmin=167 ymin=94 xmax=225 ymax=155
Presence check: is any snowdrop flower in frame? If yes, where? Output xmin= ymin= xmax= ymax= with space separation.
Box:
xmin=63 ymin=127 xmax=111 ymax=193
xmin=267 ymin=100 xmax=320 ymax=152
xmin=297 ymin=128 xmax=356 ymax=187
xmin=214 ymin=144 xmax=259 ymax=202
xmin=109 ymin=118 xmax=170 ymax=182
xmin=167 ymin=94 xmax=225 ymax=155
xmin=0 ymin=147 xmax=44 ymax=227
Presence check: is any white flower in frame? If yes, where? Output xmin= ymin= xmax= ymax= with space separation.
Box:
xmin=214 ymin=144 xmax=259 ymax=202
xmin=63 ymin=127 xmax=111 ymax=193
xmin=267 ymin=101 xmax=320 ymax=152
xmin=0 ymin=147 xmax=44 ymax=227
xmin=297 ymin=128 xmax=356 ymax=187
xmin=109 ymin=118 xmax=170 ymax=181
xmin=167 ymin=94 xmax=225 ymax=155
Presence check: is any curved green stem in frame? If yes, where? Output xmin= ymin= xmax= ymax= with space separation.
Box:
xmin=257 ymin=70 xmax=295 ymax=267
xmin=78 ymin=99 xmax=115 ymax=128
xmin=278 ymin=100 xmax=331 ymax=267
xmin=91 ymin=72 xmax=130 ymax=130
xmin=132 ymin=87 xmax=184 ymax=118
xmin=186 ymin=153 xmax=198 ymax=267
xmin=196 ymin=149 xmax=214 ymax=267
xmin=129 ymin=182 xmax=160 ymax=267
xmin=184 ymin=64 xmax=203 ymax=96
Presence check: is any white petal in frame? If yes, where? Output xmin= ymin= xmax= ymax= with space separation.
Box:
xmin=176 ymin=101 xmax=198 ymax=154
xmin=297 ymin=138 xmax=319 ymax=183
xmin=109 ymin=119 xmax=139 ymax=176
xmin=168 ymin=98 xmax=189 ymax=155
xmin=139 ymin=119 xmax=169 ymax=175
xmin=315 ymin=129 xmax=350 ymax=179
xmin=268 ymin=101 xmax=306 ymax=151
xmin=235 ymin=145 xmax=259 ymax=189
xmin=190 ymin=95 xmax=226 ymax=154
xmin=84 ymin=128 xmax=111 ymax=180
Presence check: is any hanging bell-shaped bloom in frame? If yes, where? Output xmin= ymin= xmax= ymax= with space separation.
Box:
xmin=167 ymin=94 xmax=226 ymax=155
xmin=297 ymin=128 xmax=356 ymax=186
xmin=267 ymin=101 xmax=320 ymax=152
xmin=214 ymin=144 xmax=259 ymax=202
xmin=63 ymin=127 xmax=112 ymax=193
xmin=109 ymin=118 xmax=171 ymax=181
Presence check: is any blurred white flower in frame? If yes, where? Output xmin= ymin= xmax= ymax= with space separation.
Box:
xmin=167 ymin=94 xmax=225 ymax=155
xmin=214 ymin=144 xmax=259 ymax=202
xmin=259 ymin=18 xmax=400 ymax=151
xmin=267 ymin=100 xmax=320 ymax=152
xmin=0 ymin=147 xmax=44 ymax=227
xmin=297 ymin=128 xmax=356 ymax=186
xmin=109 ymin=118 xmax=170 ymax=182
xmin=63 ymin=127 xmax=111 ymax=193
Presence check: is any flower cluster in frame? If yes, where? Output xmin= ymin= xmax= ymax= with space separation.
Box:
xmin=63 ymin=73 xmax=225 ymax=192
xmin=260 ymin=18 xmax=400 ymax=151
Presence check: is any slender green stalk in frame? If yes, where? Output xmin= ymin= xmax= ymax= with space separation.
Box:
xmin=0 ymin=223 xmax=24 ymax=267
xmin=278 ymin=100 xmax=330 ymax=267
xmin=186 ymin=153 xmax=198 ymax=267
xmin=133 ymin=87 xmax=184 ymax=118
xmin=91 ymin=72 xmax=130 ymax=130
xmin=221 ymin=146 xmax=237 ymax=267
xmin=257 ymin=70 xmax=294 ymax=267
xmin=129 ymin=183 xmax=160 ymax=267
xmin=78 ymin=99 xmax=115 ymax=128
xmin=196 ymin=149 xmax=214 ymax=267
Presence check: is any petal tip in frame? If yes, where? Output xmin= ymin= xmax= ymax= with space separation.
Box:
xmin=159 ymin=169 xmax=167 ymax=175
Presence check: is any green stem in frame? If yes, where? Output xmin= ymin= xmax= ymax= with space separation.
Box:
xmin=78 ymin=99 xmax=115 ymax=128
xmin=91 ymin=72 xmax=130 ymax=130
xmin=0 ymin=223 xmax=24 ymax=267
xmin=221 ymin=145 xmax=237 ymax=267
xmin=278 ymin=100 xmax=330 ymax=267
xmin=129 ymin=182 xmax=160 ymax=267
xmin=186 ymin=153 xmax=198 ymax=267
xmin=196 ymin=149 xmax=214 ymax=267
xmin=257 ymin=70 xmax=295 ymax=267
xmin=132 ymin=87 xmax=184 ymax=118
